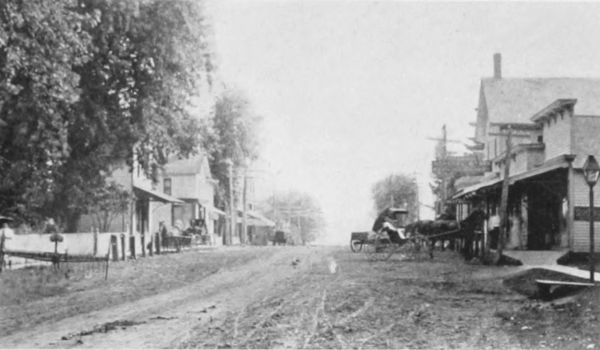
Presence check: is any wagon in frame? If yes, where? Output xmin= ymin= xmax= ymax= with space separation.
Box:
xmin=362 ymin=232 xmax=418 ymax=261
xmin=352 ymin=208 xmax=431 ymax=261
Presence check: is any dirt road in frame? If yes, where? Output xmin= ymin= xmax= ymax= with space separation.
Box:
xmin=2 ymin=245 xmax=599 ymax=349
xmin=1 ymin=246 xmax=333 ymax=348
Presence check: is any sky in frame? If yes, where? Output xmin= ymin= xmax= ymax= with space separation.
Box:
xmin=206 ymin=1 xmax=600 ymax=244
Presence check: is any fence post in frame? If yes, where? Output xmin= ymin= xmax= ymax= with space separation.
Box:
xmin=0 ymin=235 xmax=4 ymax=273
xmin=129 ymin=235 xmax=136 ymax=259
xmin=156 ymin=232 xmax=161 ymax=255
xmin=93 ymin=227 xmax=98 ymax=256
xmin=141 ymin=233 xmax=146 ymax=258
xmin=105 ymin=245 xmax=110 ymax=280
xmin=120 ymin=233 xmax=126 ymax=261
xmin=111 ymin=235 xmax=119 ymax=262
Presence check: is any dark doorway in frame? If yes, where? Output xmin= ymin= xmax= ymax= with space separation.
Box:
xmin=525 ymin=171 xmax=566 ymax=250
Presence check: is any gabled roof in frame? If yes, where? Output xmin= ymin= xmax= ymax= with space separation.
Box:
xmin=482 ymin=78 xmax=600 ymax=123
xmin=163 ymin=153 xmax=207 ymax=175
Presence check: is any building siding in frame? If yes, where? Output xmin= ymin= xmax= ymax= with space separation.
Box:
xmin=542 ymin=114 xmax=571 ymax=160
xmin=572 ymin=172 xmax=600 ymax=252
xmin=571 ymin=115 xmax=600 ymax=167
xmin=572 ymin=221 xmax=600 ymax=252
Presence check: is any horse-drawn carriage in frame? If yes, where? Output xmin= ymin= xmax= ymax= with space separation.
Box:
xmin=350 ymin=208 xmax=486 ymax=261
xmin=349 ymin=208 xmax=430 ymax=261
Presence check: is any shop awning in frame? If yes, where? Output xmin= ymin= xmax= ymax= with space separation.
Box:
xmin=508 ymin=161 xmax=569 ymax=185
xmin=133 ymin=185 xmax=184 ymax=203
xmin=248 ymin=211 xmax=276 ymax=227
xmin=452 ymin=177 xmax=502 ymax=200
xmin=235 ymin=210 xmax=276 ymax=227
xmin=452 ymin=156 xmax=572 ymax=200
xmin=209 ymin=206 xmax=227 ymax=216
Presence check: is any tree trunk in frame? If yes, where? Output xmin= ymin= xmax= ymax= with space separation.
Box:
xmin=64 ymin=211 xmax=81 ymax=233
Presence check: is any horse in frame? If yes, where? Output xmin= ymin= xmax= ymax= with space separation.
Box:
xmin=404 ymin=209 xmax=485 ymax=260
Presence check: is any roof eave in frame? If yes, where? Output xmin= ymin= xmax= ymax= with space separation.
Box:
xmin=530 ymin=99 xmax=577 ymax=123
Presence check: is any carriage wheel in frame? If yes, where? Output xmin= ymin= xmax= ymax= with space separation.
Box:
xmin=350 ymin=239 xmax=363 ymax=252
xmin=364 ymin=237 xmax=395 ymax=261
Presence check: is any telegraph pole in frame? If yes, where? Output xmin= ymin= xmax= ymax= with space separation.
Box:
xmin=226 ymin=159 xmax=234 ymax=246
xmin=441 ymin=125 xmax=447 ymax=213
xmin=497 ymin=126 xmax=512 ymax=264
xmin=428 ymin=124 xmax=460 ymax=216
xmin=242 ymin=161 xmax=249 ymax=245
xmin=414 ymin=174 xmax=420 ymax=221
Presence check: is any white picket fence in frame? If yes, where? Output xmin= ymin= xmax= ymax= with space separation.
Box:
xmin=5 ymin=232 xmax=117 ymax=255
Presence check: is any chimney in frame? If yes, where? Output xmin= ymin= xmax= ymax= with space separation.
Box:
xmin=493 ymin=53 xmax=502 ymax=79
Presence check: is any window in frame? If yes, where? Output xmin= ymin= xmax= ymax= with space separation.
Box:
xmin=537 ymin=135 xmax=543 ymax=143
xmin=164 ymin=178 xmax=172 ymax=195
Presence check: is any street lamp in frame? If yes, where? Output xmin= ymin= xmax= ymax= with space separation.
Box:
xmin=583 ymin=155 xmax=600 ymax=282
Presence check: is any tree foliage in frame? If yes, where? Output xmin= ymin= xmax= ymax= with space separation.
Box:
xmin=371 ymin=174 xmax=419 ymax=223
xmin=0 ymin=0 xmax=214 ymax=230
xmin=203 ymin=89 xmax=261 ymax=210
xmin=259 ymin=191 xmax=325 ymax=244
xmin=85 ymin=181 xmax=129 ymax=232
xmin=0 ymin=0 xmax=93 ymax=225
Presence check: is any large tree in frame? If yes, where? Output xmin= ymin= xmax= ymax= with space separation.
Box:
xmin=371 ymin=174 xmax=419 ymax=223
xmin=202 ymin=89 xmax=261 ymax=243
xmin=0 ymin=0 xmax=93 ymax=225
xmin=0 ymin=0 xmax=214 ymax=230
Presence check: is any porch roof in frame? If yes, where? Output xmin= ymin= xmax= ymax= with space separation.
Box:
xmin=209 ymin=206 xmax=227 ymax=216
xmin=452 ymin=154 xmax=574 ymax=200
xmin=508 ymin=158 xmax=571 ymax=184
xmin=248 ymin=211 xmax=276 ymax=227
xmin=133 ymin=185 xmax=184 ymax=203
xmin=451 ymin=177 xmax=502 ymax=200
xmin=235 ymin=210 xmax=276 ymax=227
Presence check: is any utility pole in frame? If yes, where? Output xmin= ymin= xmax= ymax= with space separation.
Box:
xmin=497 ymin=126 xmax=512 ymax=264
xmin=225 ymin=159 xmax=234 ymax=246
xmin=441 ymin=124 xmax=447 ymax=214
xmin=414 ymin=174 xmax=420 ymax=221
xmin=428 ymin=125 xmax=460 ymax=216
xmin=242 ymin=160 xmax=249 ymax=245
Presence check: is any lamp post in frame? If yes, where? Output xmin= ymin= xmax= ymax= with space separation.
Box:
xmin=583 ymin=155 xmax=600 ymax=282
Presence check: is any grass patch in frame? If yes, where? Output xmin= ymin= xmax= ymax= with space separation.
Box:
xmin=0 ymin=266 xmax=72 ymax=305
xmin=0 ymin=248 xmax=267 ymax=337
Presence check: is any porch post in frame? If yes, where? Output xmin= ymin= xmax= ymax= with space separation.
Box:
xmin=567 ymin=159 xmax=575 ymax=250
xmin=129 ymin=198 xmax=135 ymax=259
xmin=483 ymin=195 xmax=490 ymax=258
